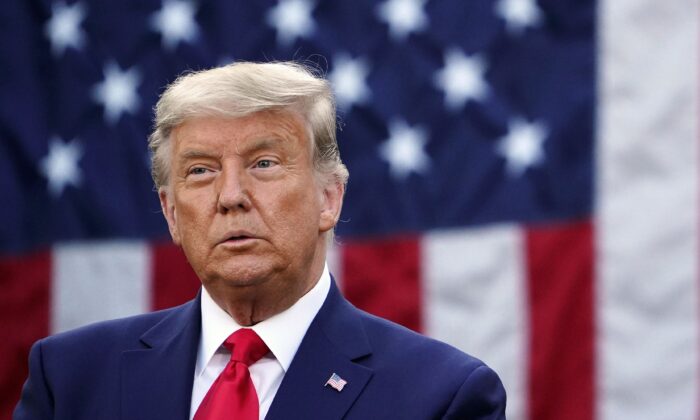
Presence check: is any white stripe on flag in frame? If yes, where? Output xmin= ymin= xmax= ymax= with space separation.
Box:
xmin=327 ymin=242 xmax=342 ymax=288
xmin=51 ymin=241 xmax=151 ymax=333
xmin=597 ymin=0 xmax=700 ymax=418
xmin=422 ymin=225 xmax=526 ymax=420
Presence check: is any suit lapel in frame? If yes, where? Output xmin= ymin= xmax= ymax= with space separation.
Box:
xmin=266 ymin=281 xmax=373 ymax=420
xmin=121 ymin=294 xmax=201 ymax=420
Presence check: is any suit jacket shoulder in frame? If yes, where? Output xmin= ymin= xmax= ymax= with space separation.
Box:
xmin=266 ymin=282 xmax=507 ymax=420
xmin=14 ymin=298 xmax=201 ymax=420
xmin=347 ymin=304 xmax=506 ymax=419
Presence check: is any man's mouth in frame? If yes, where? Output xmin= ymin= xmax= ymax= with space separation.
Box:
xmin=219 ymin=230 xmax=258 ymax=245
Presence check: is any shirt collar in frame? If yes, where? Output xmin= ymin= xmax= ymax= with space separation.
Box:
xmin=196 ymin=264 xmax=331 ymax=376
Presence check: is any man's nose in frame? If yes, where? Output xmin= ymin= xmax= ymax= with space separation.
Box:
xmin=217 ymin=166 xmax=252 ymax=212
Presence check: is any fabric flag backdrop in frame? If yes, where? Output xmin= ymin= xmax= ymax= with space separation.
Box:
xmin=0 ymin=0 xmax=697 ymax=419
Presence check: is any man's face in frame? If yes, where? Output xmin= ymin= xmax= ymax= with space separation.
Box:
xmin=159 ymin=111 xmax=342 ymax=308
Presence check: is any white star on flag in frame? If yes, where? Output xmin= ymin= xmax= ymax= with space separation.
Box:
xmin=92 ymin=63 xmax=141 ymax=125
xmin=379 ymin=119 xmax=431 ymax=179
xmin=329 ymin=54 xmax=372 ymax=110
xmin=266 ymin=0 xmax=315 ymax=46
xmin=150 ymin=0 xmax=199 ymax=50
xmin=39 ymin=137 xmax=83 ymax=197
xmin=495 ymin=0 xmax=543 ymax=33
xmin=497 ymin=118 xmax=548 ymax=176
xmin=434 ymin=49 xmax=489 ymax=110
xmin=376 ymin=0 xmax=428 ymax=41
xmin=45 ymin=1 xmax=87 ymax=56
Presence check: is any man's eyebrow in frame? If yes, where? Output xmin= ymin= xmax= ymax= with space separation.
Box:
xmin=177 ymin=138 xmax=289 ymax=164
xmin=178 ymin=150 xmax=219 ymax=162
xmin=238 ymin=137 xmax=287 ymax=154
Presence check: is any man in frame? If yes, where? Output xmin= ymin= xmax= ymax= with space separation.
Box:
xmin=14 ymin=61 xmax=506 ymax=419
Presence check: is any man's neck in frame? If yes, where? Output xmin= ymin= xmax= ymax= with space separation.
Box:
xmin=205 ymin=258 xmax=326 ymax=326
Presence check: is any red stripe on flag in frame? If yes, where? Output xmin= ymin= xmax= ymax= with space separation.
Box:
xmin=0 ymin=250 xmax=51 ymax=420
xmin=526 ymin=220 xmax=594 ymax=420
xmin=341 ymin=235 xmax=422 ymax=332
xmin=151 ymin=242 xmax=201 ymax=310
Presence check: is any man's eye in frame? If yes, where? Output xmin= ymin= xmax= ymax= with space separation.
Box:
xmin=189 ymin=167 xmax=208 ymax=175
xmin=255 ymin=159 xmax=275 ymax=169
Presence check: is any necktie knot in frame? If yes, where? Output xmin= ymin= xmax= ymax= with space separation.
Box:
xmin=224 ymin=328 xmax=269 ymax=366
xmin=194 ymin=328 xmax=267 ymax=420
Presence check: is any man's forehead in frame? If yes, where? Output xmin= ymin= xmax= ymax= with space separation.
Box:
xmin=171 ymin=112 xmax=311 ymax=157
xmin=176 ymin=137 xmax=287 ymax=159
xmin=175 ymin=111 xmax=301 ymax=139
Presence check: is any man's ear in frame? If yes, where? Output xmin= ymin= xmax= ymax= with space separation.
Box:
xmin=319 ymin=181 xmax=344 ymax=233
xmin=159 ymin=187 xmax=181 ymax=246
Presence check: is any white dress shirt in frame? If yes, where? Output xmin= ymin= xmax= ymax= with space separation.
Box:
xmin=189 ymin=265 xmax=331 ymax=420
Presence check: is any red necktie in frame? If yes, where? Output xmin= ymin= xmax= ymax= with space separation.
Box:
xmin=194 ymin=328 xmax=269 ymax=420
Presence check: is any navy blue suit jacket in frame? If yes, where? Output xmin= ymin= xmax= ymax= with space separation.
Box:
xmin=14 ymin=281 xmax=506 ymax=419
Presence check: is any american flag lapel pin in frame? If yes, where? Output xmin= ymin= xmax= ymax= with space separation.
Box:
xmin=324 ymin=372 xmax=347 ymax=392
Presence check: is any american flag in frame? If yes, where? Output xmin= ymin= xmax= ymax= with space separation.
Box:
xmin=0 ymin=0 xmax=697 ymax=419
xmin=324 ymin=372 xmax=348 ymax=392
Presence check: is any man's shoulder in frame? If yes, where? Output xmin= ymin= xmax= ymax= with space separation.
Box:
xmin=352 ymin=306 xmax=489 ymax=374
xmin=321 ymin=285 xmax=492 ymax=376
xmin=40 ymin=300 xmax=194 ymax=354
xmin=329 ymin=304 xmax=506 ymax=418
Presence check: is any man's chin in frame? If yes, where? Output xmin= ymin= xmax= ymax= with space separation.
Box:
xmin=221 ymin=276 xmax=268 ymax=289
xmin=203 ymin=261 xmax=277 ymax=289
